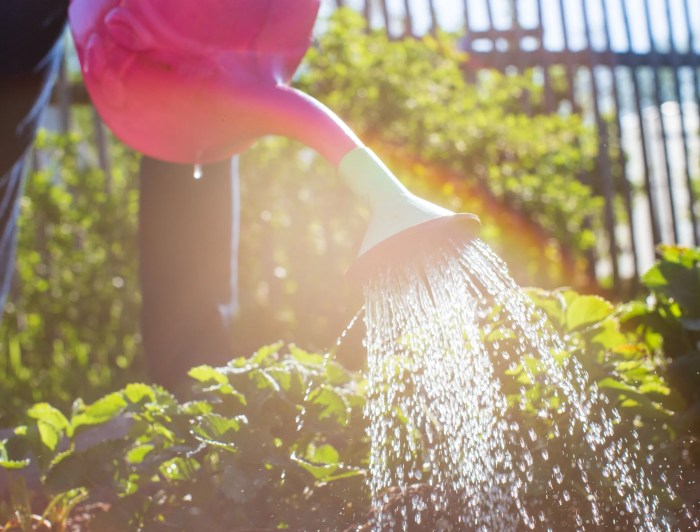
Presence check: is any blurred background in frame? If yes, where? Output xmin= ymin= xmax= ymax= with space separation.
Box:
xmin=1 ymin=0 xmax=698 ymax=420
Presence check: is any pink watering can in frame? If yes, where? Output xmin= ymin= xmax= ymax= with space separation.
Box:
xmin=68 ymin=0 xmax=479 ymax=277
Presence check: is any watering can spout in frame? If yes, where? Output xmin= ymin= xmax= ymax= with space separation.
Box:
xmin=250 ymin=86 xmax=363 ymax=167
xmin=338 ymin=148 xmax=481 ymax=280
xmin=259 ymin=93 xmax=482 ymax=278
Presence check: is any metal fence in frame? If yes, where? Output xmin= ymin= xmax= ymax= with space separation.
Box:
xmin=53 ymin=0 xmax=700 ymax=291
xmin=322 ymin=0 xmax=700 ymax=289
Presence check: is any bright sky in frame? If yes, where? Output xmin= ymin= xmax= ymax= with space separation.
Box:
xmin=321 ymin=0 xmax=700 ymax=54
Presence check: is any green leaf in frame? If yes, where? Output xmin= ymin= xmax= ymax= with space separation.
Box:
xmin=644 ymin=260 xmax=700 ymax=317
xmin=37 ymin=421 xmax=61 ymax=451
xmin=28 ymin=403 xmax=69 ymax=431
xmin=193 ymin=413 xmax=245 ymax=439
xmin=566 ymin=295 xmax=613 ymax=331
xmin=525 ymin=289 xmax=566 ymax=327
xmin=292 ymin=454 xmax=339 ymax=481
xmin=44 ymin=440 xmax=127 ymax=494
xmin=159 ymin=456 xmax=199 ymax=481
xmin=188 ymin=365 xmax=228 ymax=385
xmin=0 ymin=440 xmax=29 ymax=469
xmin=123 ymin=383 xmax=156 ymax=404
xmin=0 ymin=458 xmax=30 ymax=469
xmin=71 ymin=392 xmax=127 ymax=431
xmin=251 ymin=342 xmax=283 ymax=365
xmin=309 ymin=387 xmax=349 ymax=425
xmin=308 ymin=443 xmax=340 ymax=465
xmin=126 ymin=443 xmax=154 ymax=464
xmin=181 ymin=400 xmax=214 ymax=416
xmin=289 ymin=345 xmax=325 ymax=366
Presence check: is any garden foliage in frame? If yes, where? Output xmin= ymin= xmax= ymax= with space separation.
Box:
xmin=1 ymin=345 xmax=368 ymax=530
xmin=0 ymin=129 xmax=143 ymax=425
xmin=1 ymin=268 xmax=694 ymax=527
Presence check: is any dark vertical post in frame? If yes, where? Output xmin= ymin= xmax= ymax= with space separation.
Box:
xmin=682 ymin=0 xmax=700 ymax=241
xmin=511 ymin=0 xmax=532 ymax=115
xmin=427 ymin=0 xmax=438 ymax=36
xmin=556 ymin=0 xmax=580 ymax=113
xmin=402 ymin=0 xmax=414 ymax=37
xmin=642 ymin=0 xmax=679 ymax=243
xmin=484 ymin=0 xmax=502 ymax=72
xmin=535 ymin=0 xmax=554 ymax=112
xmin=581 ymin=0 xmax=620 ymax=286
xmin=599 ymin=0 xmax=639 ymax=283
xmin=92 ymin=110 xmax=113 ymax=194
xmin=462 ymin=0 xmax=477 ymax=84
xmin=379 ymin=0 xmax=391 ymax=37
xmin=665 ymin=0 xmax=699 ymax=245
xmin=57 ymin=58 xmax=71 ymax=134
xmin=682 ymin=0 xmax=700 ymax=98
xmin=620 ymin=0 xmax=662 ymax=246
xmin=363 ymin=0 xmax=372 ymax=31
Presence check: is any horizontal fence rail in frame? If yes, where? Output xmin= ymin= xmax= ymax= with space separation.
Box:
xmin=50 ymin=0 xmax=700 ymax=293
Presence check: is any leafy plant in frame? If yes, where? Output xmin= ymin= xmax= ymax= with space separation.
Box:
xmin=626 ymin=245 xmax=700 ymax=452
xmin=0 ymin=126 xmax=143 ymax=425
xmin=488 ymin=287 xmax=683 ymax=527
xmin=0 ymin=344 xmax=369 ymax=530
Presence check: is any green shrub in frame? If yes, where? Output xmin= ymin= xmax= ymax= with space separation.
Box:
xmin=0 ymin=344 xmax=369 ymax=530
xmin=3 ymin=252 xmax=695 ymax=528
xmin=626 ymin=245 xmax=700 ymax=453
xmin=0 ymin=128 xmax=143 ymax=426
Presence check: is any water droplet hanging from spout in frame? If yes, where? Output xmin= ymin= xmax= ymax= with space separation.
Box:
xmin=193 ymin=164 xmax=203 ymax=180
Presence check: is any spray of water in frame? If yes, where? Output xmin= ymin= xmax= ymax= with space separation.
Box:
xmin=362 ymin=238 xmax=678 ymax=531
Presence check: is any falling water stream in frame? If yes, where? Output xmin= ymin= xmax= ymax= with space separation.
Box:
xmin=362 ymin=238 xmax=681 ymax=531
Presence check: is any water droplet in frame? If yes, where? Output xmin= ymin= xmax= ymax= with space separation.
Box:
xmin=193 ymin=163 xmax=203 ymax=180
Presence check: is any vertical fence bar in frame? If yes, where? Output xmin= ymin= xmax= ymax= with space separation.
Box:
xmin=682 ymin=0 xmax=700 ymax=98
xmin=682 ymin=0 xmax=700 ymax=103
xmin=484 ymin=0 xmax=503 ymax=72
xmin=581 ymin=0 xmax=620 ymax=286
xmin=511 ymin=0 xmax=532 ymax=115
xmin=92 ymin=111 xmax=113 ymax=194
xmin=535 ymin=0 xmax=554 ymax=113
xmin=682 ymin=0 xmax=700 ymax=241
xmin=620 ymin=0 xmax=662 ymax=246
xmin=402 ymin=0 xmax=414 ymax=37
xmin=556 ymin=0 xmax=580 ymax=114
xmin=642 ymin=0 xmax=679 ymax=243
xmin=377 ymin=0 xmax=391 ymax=37
xmin=363 ymin=0 xmax=371 ymax=30
xmin=427 ymin=0 xmax=438 ymax=36
xmin=666 ymin=0 xmax=700 ymax=245
xmin=462 ymin=0 xmax=477 ymax=84
xmin=599 ymin=0 xmax=640 ymax=283
xmin=57 ymin=59 xmax=71 ymax=135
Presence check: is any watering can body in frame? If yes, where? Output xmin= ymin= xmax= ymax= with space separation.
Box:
xmin=69 ymin=0 xmax=481 ymax=276
xmin=69 ymin=0 xmax=321 ymax=163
